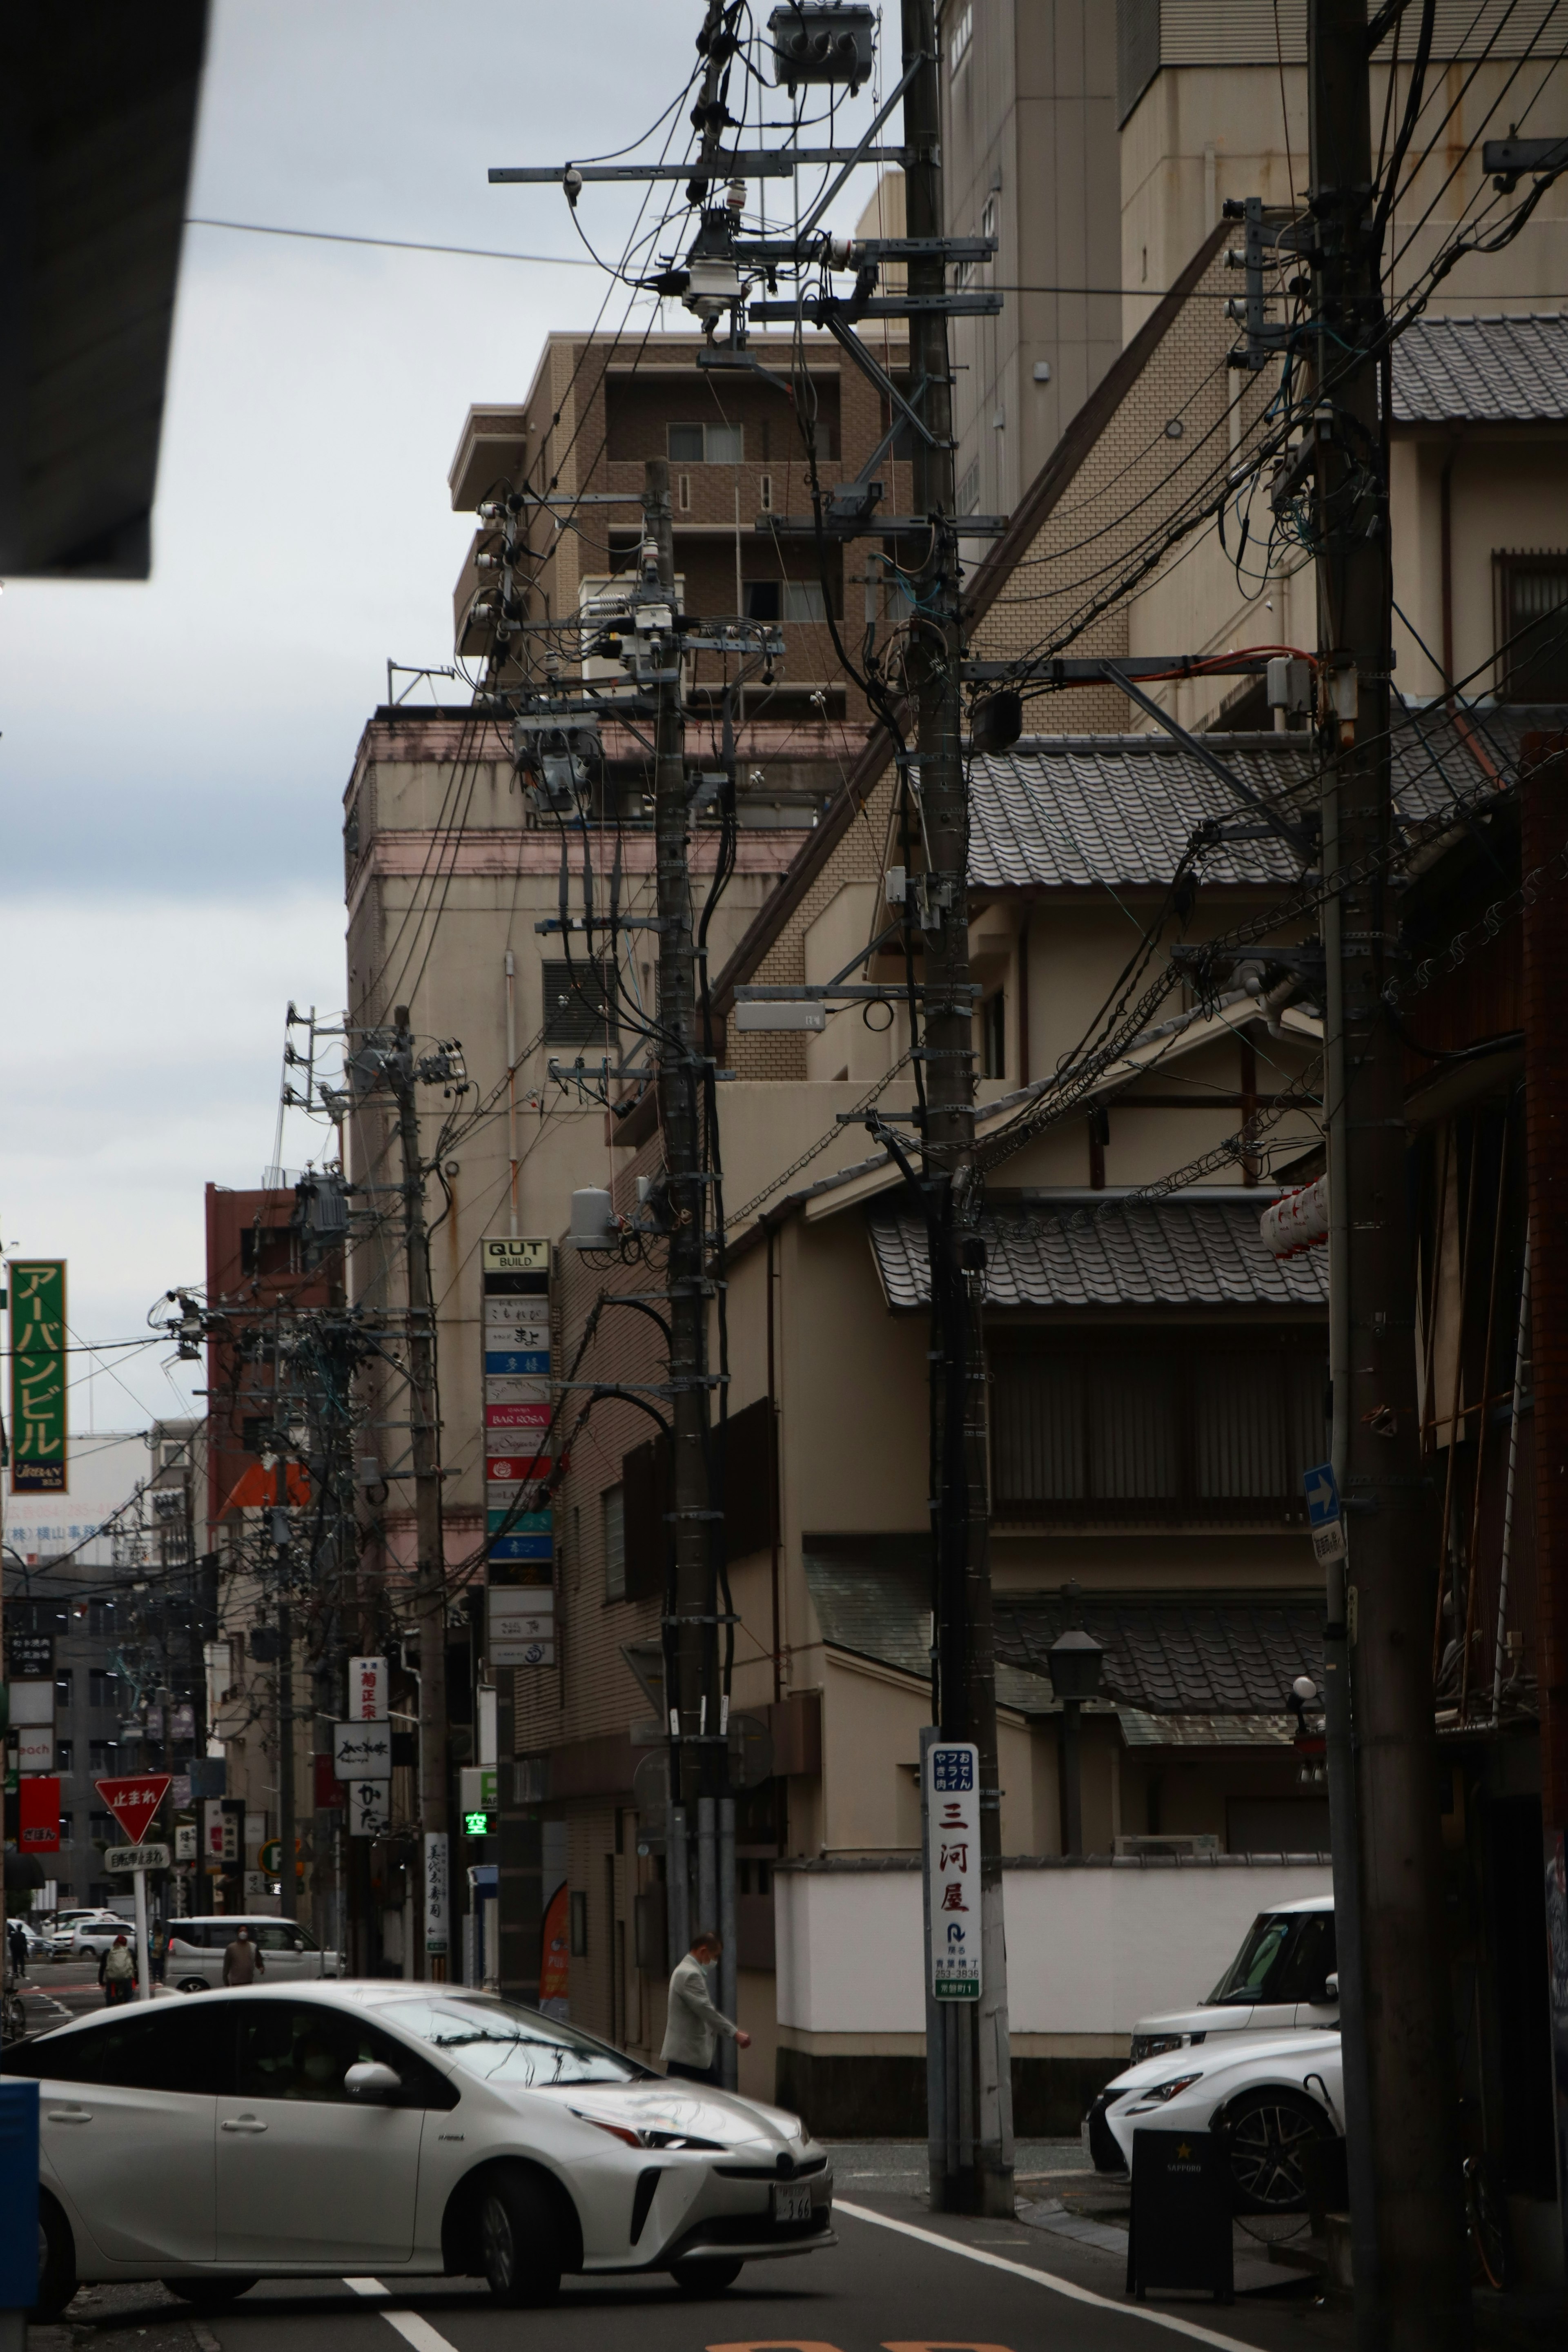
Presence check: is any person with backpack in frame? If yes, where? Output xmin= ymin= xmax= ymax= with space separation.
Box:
xmin=98 ymin=1934 xmax=135 ymax=2005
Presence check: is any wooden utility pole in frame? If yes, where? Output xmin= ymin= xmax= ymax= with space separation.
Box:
xmin=391 ymin=1003 xmax=449 ymax=1980
xmin=901 ymin=0 xmax=1013 ymax=2221
xmin=1307 ymin=7 xmax=1470 ymax=2343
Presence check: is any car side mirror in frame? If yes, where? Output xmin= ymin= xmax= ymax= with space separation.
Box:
xmin=344 ymin=2060 xmax=402 ymax=2102
xmin=1314 ymin=1971 xmax=1339 ymax=2005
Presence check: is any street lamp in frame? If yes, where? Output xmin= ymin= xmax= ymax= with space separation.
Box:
xmin=1047 ymin=1590 xmax=1105 ymax=1857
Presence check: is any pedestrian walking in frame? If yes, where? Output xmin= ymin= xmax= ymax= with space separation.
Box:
xmin=99 ymin=1935 xmax=135 ymax=2006
xmin=660 ymin=1928 xmax=750 ymax=2085
xmin=221 ymin=1925 xmax=265 ymax=1987
xmin=7 ymin=1918 xmax=27 ymax=1979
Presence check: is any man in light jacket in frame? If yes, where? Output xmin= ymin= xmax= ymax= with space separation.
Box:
xmin=660 ymin=1928 xmax=750 ymax=2084
xmin=222 ymin=1925 xmax=265 ymax=1987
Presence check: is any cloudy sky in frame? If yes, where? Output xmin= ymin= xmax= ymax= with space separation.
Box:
xmin=2 ymin=1 xmax=879 ymax=1439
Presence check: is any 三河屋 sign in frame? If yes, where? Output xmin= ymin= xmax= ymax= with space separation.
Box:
xmin=925 ymin=1740 xmax=981 ymax=2000
xmin=9 ymin=1259 xmax=67 ymax=1494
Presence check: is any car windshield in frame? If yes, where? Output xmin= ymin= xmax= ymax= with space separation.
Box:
xmin=385 ymin=1996 xmax=648 ymax=2087
xmin=1206 ymin=1911 xmax=1296 ymax=2004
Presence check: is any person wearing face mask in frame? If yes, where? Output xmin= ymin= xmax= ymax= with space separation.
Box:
xmin=222 ymin=1924 xmax=265 ymax=1987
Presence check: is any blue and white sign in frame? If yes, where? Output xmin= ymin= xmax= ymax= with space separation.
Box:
xmin=925 ymin=1740 xmax=981 ymax=2000
xmin=1303 ymin=1461 xmax=1347 ymax=1567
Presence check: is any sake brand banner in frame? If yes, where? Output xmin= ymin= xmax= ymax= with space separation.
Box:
xmin=481 ymin=1238 xmax=554 ymax=1657
xmin=9 ymin=1261 xmax=66 ymax=1494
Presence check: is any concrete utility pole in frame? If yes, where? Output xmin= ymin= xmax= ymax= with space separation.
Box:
xmin=1307 ymin=7 xmax=1470 ymax=2343
xmin=900 ymin=0 xmax=1013 ymax=2220
xmin=646 ymin=454 xmax=717 ymax=1940
xmin=391 ymin=1003 xmax=449 ymax=1980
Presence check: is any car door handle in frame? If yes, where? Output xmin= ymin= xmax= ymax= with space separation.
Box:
xmin=47 ymin=2108 xmax=91 ymax=2124
xmin=220 ymin=2116 xmax=268 ymax=2134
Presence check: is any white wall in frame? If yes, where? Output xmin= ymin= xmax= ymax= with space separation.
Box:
xmin=775 ymin=1858 xmax=1332 ymax=2036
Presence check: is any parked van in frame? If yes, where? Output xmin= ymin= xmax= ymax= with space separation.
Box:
xmin=1129 ymin=1893 xmax=1337 ymax=2061
xmin=161 ymin=1916 xmax=340 ymax=1992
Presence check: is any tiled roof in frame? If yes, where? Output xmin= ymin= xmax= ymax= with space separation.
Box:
xmin=965 ymin=700 xmax=1529 ymax=893
xmin=867 ymin=1197 xmax=1330 ymax=1312
xmin=993 ymin=1589 xmax=1325 ymax=1717
xmin=802 ymin=1544 xmax=1323 ymax=1720
xmin=1392 ymin=313 xmax=1568 ymax=423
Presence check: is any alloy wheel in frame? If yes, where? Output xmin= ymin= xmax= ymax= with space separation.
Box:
xmin=1228 ymin=2098 xmax=1321 ymax=2209
xmin=481 ymin=2195 xmax=516 ymax=2290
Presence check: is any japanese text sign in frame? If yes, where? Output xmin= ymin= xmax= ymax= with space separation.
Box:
xmin=9 ymin=1260 xmax=67 ymax=1494
xmin=332 ymin=1719 xmax=392 ymax=1780
xmin=925 ymin=1740 xmax=981 ymax=2000
xmin=349 ymin=1655 xmax=387 ymax=1722
xmin=94 ymin=1773 xmax=172 ymax=1846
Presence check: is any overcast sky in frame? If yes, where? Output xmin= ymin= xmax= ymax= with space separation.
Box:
xmin=1 ymin=1 xmax=883 ymax=1439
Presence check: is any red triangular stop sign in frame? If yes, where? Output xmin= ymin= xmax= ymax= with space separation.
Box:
xmin=94 ymin=1774 xmax=173 ymax=1846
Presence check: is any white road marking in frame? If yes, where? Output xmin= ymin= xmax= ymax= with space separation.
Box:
xmin=835 ymin=2201 xmax=1261 ymax=2352
xmin=344 ymin=2277 xmax=459 ymax=2352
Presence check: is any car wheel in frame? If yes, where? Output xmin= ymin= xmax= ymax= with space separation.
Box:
xmin=32 ymin=2192 xmax=78 ymax=2323
xmin=477 ymin=2171 xmax=562 ymax=2307
xmin=1223 ymin=2089 xmax=1332 ymax=2214
xmin=669 ymin=2258 xmax=744 ymax=2294
xmin=162 ymin=2278 xmax=258 ymax=2308
xmin=176 ymin=1978 xmax=209 ymax=1995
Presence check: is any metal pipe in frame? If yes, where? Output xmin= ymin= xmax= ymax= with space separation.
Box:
xmin=717 ymin=1797 xmax=737 ymax=2089
xmin=1491 ymin=1227 xmax=1531 ymax=1724
xmin=666 ymin=1803 xmax=689 ymax=1972
xmin=1460 ymin=1125 xmax=1509 ymax=1718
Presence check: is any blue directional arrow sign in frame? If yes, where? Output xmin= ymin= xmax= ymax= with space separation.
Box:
xmin=1303 ymin=1462 xmax=1347 ymax=1566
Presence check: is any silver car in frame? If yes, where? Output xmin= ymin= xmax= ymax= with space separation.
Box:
xmin=164 ymin=1918 xmax=340 ymax=1993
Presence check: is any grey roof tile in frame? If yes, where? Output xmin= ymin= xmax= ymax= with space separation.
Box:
xmin=868 ymin=1198 xmax=1330 ymax=1312
xmin=1392 ymin=313 xmax=1568 ymax=423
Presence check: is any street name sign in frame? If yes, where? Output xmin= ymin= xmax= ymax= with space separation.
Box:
xmin=104 ymin=1843 xmax=171 ymax=1873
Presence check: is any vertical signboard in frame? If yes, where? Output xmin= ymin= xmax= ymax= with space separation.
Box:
xmin=349 ymin=1655 xmax=388 ymax=1721
xmin=482 ymin=1237 xmax=555 ymax=1663
xmin=8 ymin=1260 xmax=67 ymax=1493
xmin=424 ymin=1829 xmax=450 ymax=1957
xmin=925 ymin=1740 xmax=982 ymax=2000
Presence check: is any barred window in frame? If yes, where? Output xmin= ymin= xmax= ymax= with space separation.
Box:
xmin=991 ymin=1343 xmax=1324 ymax=1521
xmin=602 ymin=1483 xmax=626 ymax=1603
xmin=542 ymin=959 xmax=617 ymax=1048
xmin=1496 ymin=552 xmax=1568 ymax=702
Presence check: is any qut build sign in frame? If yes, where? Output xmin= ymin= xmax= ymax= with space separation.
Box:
xmin=925 ymin=1740 xmax=981 ymax=2000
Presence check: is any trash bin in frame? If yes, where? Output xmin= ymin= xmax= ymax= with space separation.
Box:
xmin=0 ymin=2078 xmax=40 ymax=2346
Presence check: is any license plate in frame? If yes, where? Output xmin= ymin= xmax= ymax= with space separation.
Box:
xmin=771 ymin=2181 xmax=812 ymax=2225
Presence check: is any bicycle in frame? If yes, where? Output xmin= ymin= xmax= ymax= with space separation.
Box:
xmin=1463 ymin=2154 xmax=1506 ymax=2290
xmin=1 ymin=1967 xmax=26 ymax=2044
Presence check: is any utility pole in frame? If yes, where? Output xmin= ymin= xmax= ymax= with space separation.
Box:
xmin=391 ymin=1003 xmax=449 ymax=1980
xmin=646 ymin=457 xmax=717 ymax=1958
xmin=901 ymin=0 xmax=1012 ymax=2220
xmin=1307 ymin=7 xmax=1470 ymax=2344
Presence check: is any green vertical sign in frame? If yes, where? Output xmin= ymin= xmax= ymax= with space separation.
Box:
xmin=9 ymin=1259 xmax=67 ymax=1494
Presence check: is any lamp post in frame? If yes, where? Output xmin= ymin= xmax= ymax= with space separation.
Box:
xmin=1047 ymin=1595 xmax=1105 ymax=1857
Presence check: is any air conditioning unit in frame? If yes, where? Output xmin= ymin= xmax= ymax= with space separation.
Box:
xmin=1114 ymin=1833 xmax=1221 ymax=1860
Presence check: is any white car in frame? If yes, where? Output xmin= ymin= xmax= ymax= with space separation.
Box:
xmin=1086 ymin=2027 xmax=1344 ymax=2212
xmin=163 ymin=1918 xmax=340 ymax=1992
xmin=1129 ymin=1894 xmax=1338 ymax=2064
xmin=58 ymin=1914 xmax=132 ymax=1960
xmin=2 ymin=1981 xmax=834 ymax=2318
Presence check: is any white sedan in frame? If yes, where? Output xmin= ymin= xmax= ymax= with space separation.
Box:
xmin=1085 ymin=2028 xmax=1344 ymax=2212
xmin=2 ymin=1982 xmax=833 ymax=2317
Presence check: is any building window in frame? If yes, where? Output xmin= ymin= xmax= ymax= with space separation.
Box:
xmin=88 ymin=1669 xmax=119 ymax=1711
xmin=948 ymin=2 xmax=973 ymax=74
xmin=678 ymin=472 xmax=691 ymax=513
xmin=668 ymin=422 xmax=744 ymax=465
xmin=88 ymin=1740 xmax=117 ymax=1773
xmin=55 ymin=1668 xmax=73 ymax=1706
xmin=743 ymin=578 xmax=828 ymax=623
xmin=542 ymin=959 xmax=617 ymax=1048
xmin=958 ymin=459 xmax=980 ymax=515
xmin=602 ymin=1483 xmax=626 ymax=1602
xmin=1496 ymin=552 xmax=1568 ymax=701
xmin=981 ymin=193 xmax=998 ymax=244
xmin=56 ymin=1740 xmax=73 ymax=1775
xmin=990 ymin=1343 xmax=1325 ymax=1521
xmin=980 ymin=991 xmax=1005 ymax=1079
xmin=88 ymin=1810 xmax=116 ymax=1842
xmin=569 ymin=1889 xmax=589 ymax=1957
xmin=759 ymin=473 xmax=773 ymax=513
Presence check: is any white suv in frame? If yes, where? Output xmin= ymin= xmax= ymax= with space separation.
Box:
xmin=164 ymin=1917 xmax=340 ymax=1992
xmin=1128 ymin=1894 xmax=1338 ymax=2063
xmin=56 ymin=1913 xmax=131 ymax=1960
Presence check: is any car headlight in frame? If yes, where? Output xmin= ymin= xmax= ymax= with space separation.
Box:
xmin=570 ymin=2110 xmax=724 ymax=2152
xmin=1127 ymin=2071 xmax=1202 ymax=2111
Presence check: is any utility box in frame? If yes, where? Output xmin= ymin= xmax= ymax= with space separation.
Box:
xmin=0 ymin=2080 xmax=40 ymax=2316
